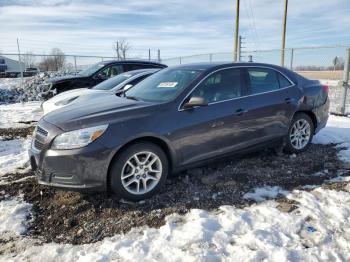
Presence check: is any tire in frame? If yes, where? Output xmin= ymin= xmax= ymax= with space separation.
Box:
xmin=109 ymin=143 xmax=168 ymax=201
xmin=284 ymin=113 xmax=314 ymax=154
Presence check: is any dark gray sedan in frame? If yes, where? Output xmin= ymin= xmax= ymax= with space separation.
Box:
xmin=29 ymin=62 xmax=329 ymax=200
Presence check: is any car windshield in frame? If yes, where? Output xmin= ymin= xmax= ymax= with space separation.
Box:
xmin=92 ymin=73 xmax=133 ymax=90
xmin=124 ymin=68 xmax=202 ymax=102
xmin=79 ymin=63 xmax=105 ymax=76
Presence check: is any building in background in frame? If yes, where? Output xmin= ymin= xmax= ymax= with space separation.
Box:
xmin=0 ymin=55 xmax=25 ymax=72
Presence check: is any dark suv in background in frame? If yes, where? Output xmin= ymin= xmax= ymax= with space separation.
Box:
xmin=40 ymin=60 xmax=167 ymax=98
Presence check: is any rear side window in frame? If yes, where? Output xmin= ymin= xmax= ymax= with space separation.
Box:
xmin=278 ymin=73 xmax=292 ymax=88
xmin=192 ymin=68 xmax=243 ymax=103
xmin=247 ymin=68 xmax=279 ymax=95
xmin=127 ymin=64 xmax=148 ymax=71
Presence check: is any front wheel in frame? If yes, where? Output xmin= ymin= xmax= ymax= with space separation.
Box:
xmin=284 ymin=113 xmax=314 ymax=154
xmin=109 ymin=143 xmax=168 ymax=201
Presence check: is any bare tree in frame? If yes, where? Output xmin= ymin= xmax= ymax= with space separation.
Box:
xmin=38 ymin=48 xmax=66 ymax=71
xmin=22 ymin=52 xmax=36 ymax=68
xmin=113 ymin=39 xmax=131 ymax=60
xmin=50 ymin=48 xmax=66 ymax=71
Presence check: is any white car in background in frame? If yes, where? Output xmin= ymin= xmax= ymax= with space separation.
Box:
xmin=41 ymin=69 xmax=159 ymax=115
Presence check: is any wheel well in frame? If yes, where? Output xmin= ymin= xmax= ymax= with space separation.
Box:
xmin=106 ymin=137 xmax=173 ymax=191
xmin=294 ymin=110 xmax=317 ymax=130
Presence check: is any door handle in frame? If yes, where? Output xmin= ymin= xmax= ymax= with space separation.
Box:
xmin=285 ymin=98 xmax=292 ymax=104
xmin=234 ymin=108 xmax=248 ymax=116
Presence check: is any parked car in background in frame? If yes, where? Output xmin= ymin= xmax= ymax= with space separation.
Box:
xmin=39 ymin=60 xmax=167 ymax=99
xmin=41 ymin=68 xmax=160 ymax=114
xmin=25 ymin=67 xmax=40 ymax=74
xmin=30 ymin=62 xmax=329 ymax=201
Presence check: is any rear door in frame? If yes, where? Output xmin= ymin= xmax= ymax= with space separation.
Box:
xmin=241 ymin=67 xmax=300 ymax=142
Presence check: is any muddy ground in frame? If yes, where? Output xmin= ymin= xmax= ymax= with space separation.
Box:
xmin=1 ymin=131 xmax=349 ymax=246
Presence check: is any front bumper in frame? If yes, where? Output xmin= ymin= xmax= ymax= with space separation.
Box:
xmin=29 ymin=120 xmax=112 ymax=192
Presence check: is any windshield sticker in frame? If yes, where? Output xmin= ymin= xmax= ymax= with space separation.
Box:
xmin=157 ymin=82 xmax=178 ymax=88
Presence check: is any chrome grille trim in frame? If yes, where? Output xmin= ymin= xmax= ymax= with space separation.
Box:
xmin=32 ymin=125 xmax=49 ymax=152
xmin=36 ymin=126 xmax=48 ymax=137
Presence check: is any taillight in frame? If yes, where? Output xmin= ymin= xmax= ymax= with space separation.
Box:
xmin=322 ymin=85 xmax=329 ymax=93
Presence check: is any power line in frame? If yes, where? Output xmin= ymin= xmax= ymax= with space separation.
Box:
xmin=248 ymin=0 xmax=261 ymax=49
xmin=242 ymin=0 xmax=257 ymax=50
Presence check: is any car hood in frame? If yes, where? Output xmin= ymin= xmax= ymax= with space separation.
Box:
xmin=44 ymin=88 xmax=111 ymax=105
xmin=44 ymin=88 xmax=90 ymax=104
xmin=43 ymin=95 xmax=153 ymax=131
xmin=47 ymin=74 xmax=86 ymax=84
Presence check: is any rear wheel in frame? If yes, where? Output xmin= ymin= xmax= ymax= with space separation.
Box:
xmin=109 ymin=143 xmax=168 ymax=201
xmin=284 ymin=113 xmax=314 ymax=153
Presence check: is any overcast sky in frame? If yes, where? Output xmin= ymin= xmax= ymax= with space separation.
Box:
xmin=0 ymin=0 xmax=349 ymax=60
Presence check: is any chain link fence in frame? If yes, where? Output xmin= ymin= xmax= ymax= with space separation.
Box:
xmin=0 ymin=45 xmax=349 ymax=115
xmin=0 ymin=54 xmax=117 ymax=75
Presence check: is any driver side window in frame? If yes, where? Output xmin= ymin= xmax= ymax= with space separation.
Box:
xmin=192 ymin=68 xmax=243 ymax=104
xmin=100 ymin=65 xmax=124 ymax=78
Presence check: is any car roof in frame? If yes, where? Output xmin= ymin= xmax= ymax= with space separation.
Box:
xmin=100 ymin=60 xmax=167 ymax=67
xmin=170 ymin=62 xmax=288 ymax=72
xmin=121 ymin=68 xmax=160 ymax=76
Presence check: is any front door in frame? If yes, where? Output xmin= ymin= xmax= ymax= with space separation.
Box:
xmin=175 ymin=68 xmax=250 ymax=165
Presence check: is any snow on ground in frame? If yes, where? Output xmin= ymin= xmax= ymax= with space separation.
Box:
xmin=313 ymin=115 xmax=350 ymax=162
xmin=0 ymin=138 xmax=31 ymax=176
xmin=243 ymin=186 xmax=289 ymax=202
xmin=2 ymin=186 xmax=350 ymax=261
xmin=0 ymin=198 xmax=32 ymax=236
xmin=0 ymin=78 xmax=22 ymax=91
xmin=0 ymin=102 xmax=42 ymax=128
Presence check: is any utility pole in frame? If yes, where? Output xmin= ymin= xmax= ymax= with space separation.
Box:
xmin=238 ymin=35 xmax=245 ymax=61
xmin=233 ymin=0 xmax=240 ymax=62
xmin=116 ymin=42 xmax=120 ymax=60
xmin=157 ymin=49 xmax=161 ymax=62
xmin=281 ymin=0 xmax=288 ymax=67
xmin=16 ymin=38 xmax=24 ymax=88
xmin=148 ymin=49 xmax=151 ymax=61
xmin=340 ymin=48 xmax=350 ymax=116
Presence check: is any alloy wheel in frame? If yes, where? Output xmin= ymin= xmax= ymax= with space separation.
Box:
xmin=120 ymin=151 xmax=162 ymax=195
xmin=289 ymin=119 xmax=311 ymax=150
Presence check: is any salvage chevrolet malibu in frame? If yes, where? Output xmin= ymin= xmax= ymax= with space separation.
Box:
xmin=29 ymin=62 xmax=329 ymax=201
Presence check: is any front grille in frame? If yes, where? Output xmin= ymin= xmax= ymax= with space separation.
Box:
xmin=34 ymin=140 xmax=45 ymax=151
xmin=36 ymin=126 xmax=48 ymax=137
xmin=33 ymin=125 xmax=49 ymax=152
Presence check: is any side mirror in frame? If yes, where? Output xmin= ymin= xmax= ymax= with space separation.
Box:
xmin=123 ymin=84 xmax=133 ymax=90
xmin=183 ymin=96 xmax=208 ymax=109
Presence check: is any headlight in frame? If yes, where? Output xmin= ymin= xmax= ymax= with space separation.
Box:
xmin=51 ymin=124 xmax=108 ymax=150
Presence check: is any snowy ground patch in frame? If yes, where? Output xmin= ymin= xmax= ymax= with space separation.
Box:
xmin=243 ymin=186 xmax=289 ymax=202
xmin=313 ymin=115 xmax=350 ymax=162
xmin=1 ymin=187 xmax=349 ymax=261
xmin=0 ymin=138 xmax=31 ymax=176
xmin=0 ymin=78 xmax=22 ymax=90
xmin=0 ymin=102 xmax=42 ymax=128
xmin=0 ymin=197 xmax=32 ymax=237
